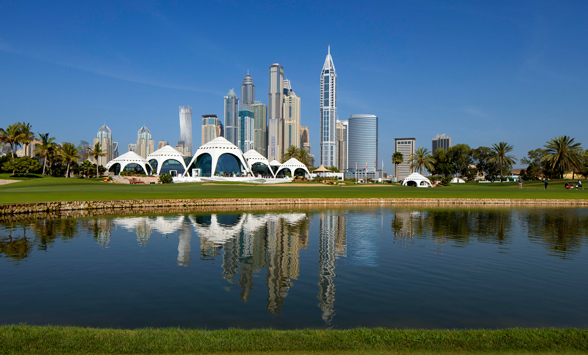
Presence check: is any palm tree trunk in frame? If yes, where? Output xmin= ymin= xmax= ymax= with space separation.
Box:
xmin=66 ymin=163 xmax=70 ymax=178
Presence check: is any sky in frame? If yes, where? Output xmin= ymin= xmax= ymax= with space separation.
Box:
xmin=1 ymin=0 xmax=587 ymax=171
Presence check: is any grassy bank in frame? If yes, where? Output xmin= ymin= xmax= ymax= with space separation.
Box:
xmin=0 ymin=175 xmax=586 ymax=204
xmin=1 ymin=326 xmax=587 ymax=354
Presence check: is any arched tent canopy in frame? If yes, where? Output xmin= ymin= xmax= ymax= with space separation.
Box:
xmin=450 ymin=177 xmax=466 ymax=183
xmin=244 ymin=149 xmax=275 ymax=177
xmin=184 ymin=137 xmax=251 ymax=177
xmin=275 ymin=158 xmax=311 ymax=178
xmin=269 ymin=160 xmax=282 ymax=174
xmin=105 ymin=151 xmax=152 ymax=175
xmin=147 ymin=145 xmax=187 ymax=176
xmin=401 ymin=172 xmax=433 ymax=188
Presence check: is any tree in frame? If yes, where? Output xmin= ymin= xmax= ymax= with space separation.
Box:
xmin=78 ymin=159 xmax=97 ymax=178
xmin=0 ymin=123 xmax=24 ymax=158
xmin=431 ymin=148 xmax=454 ymax=177
xmin=448 ymin=144 xmax=473 ymax=179
xmin=542 ymin=136 xmax=583 ymax=179
xmin=2 ymin=156 xmax=41 ymax=176
xmin=472 ymin=146 xmax=497 ymax=180
xmin=34 ymin=133 xmax=56 ymax=176
xmin=18 ymin=122 xmax=35 ymax=157
xmin=408 ymin=147 xmax=435 ymax=175
xmin=488 ymin=142 xmax=517 ymax=182
xmin=87 ymin=142 xmax=107 ymax=177
xmin=391 ymin=152 xmax=403 ymax=180
xmin=282 ymin=146 xmax=311 ymax=168
xmin=59 ymin=143 xmax=81 ymax=178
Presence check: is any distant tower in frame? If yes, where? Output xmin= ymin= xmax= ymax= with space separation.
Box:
xmin=320 ymin=46 xmax=337 ymax=167
xmin=268 ymin=63 xmax=284 ymax=161
xmin=157 ymin=140 xmax=168 ymax=149
xmin=136 ymin=125 xmax=155 ymax=159
xmin=224 ymin=89 xmax=240 ymax=146
xmin=201 ymin=114 xmax=223 ymax=145
xmin=395 ymin=137 xmax=415 ymax=180
xmin=241 ymin=72 xmax=255 ymax=111
xmin=93 ymin=124 xmax=113 ymax=166
xmin=238 ymin=110 xmax=255 ymax=152
xmin=432 ymin=134 xmax=452 ymax=153
xmin=179 ymin=106 xmax=193 ymax=156
xmin=251 ymin=102 xmax=267 ymax=157
xmin=336 ymin=120 xmax=348 ymax=171
xmin=283 ymin=79 xmax=301 ymax=151
xmin=348 ymin=115 xmax=377 ymax=172
xmin=300 ymin=126 xmax=310 ymax=153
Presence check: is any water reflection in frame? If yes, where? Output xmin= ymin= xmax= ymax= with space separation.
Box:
xmin=318 ymin=211 xmax=346 ymax=324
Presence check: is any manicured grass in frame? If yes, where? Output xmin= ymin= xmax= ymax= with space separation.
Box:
xmin=0 ymin=176 xmax=586 ymax=204
xmin=1 ymin=325 xmax=587 ymax=354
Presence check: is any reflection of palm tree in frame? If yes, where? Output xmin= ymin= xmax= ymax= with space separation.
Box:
xmin=542 ymin=136 xmax=583 ymax=179
xmin=87 ymin=142 xmax=107 ymax=177
xmin=34 ymin=133 xmax=56 ymax=176
xmin=408 ymin=148 xmax=435 ymax=175
xmin=392 ymin=152 xmax=403 ymax=180
xmin=59 ymin=142 xmax=81 ymax=178
xmin=488 ymin=142 xmax=516 ymax=182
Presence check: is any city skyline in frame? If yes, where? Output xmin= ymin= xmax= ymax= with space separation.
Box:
xmin=1 ymin=1 xmax=587 ymax=171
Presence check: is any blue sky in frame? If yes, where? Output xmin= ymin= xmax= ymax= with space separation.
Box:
xmin=1 ymin=0 xmax=587 ymax=171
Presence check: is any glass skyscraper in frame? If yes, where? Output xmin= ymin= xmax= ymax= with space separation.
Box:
xmin=348 ymin=114 xmax=378 ymax=172
xmin=320 ymin=46 xmax=337 ymax=168
xmin=179 ymin=106 xmax=192 ymax=156
xmin=224 ymin=89 xmax=239 ymax=146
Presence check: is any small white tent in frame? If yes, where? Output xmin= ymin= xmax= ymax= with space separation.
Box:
xmin=450 ymin=177 xmax=466 ymax=183
xmin=402 ymin=172 xmax=433 ymax=188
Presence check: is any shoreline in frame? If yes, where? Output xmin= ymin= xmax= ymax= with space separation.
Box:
xmin=2 ymin=197 xmax=588 ymax=218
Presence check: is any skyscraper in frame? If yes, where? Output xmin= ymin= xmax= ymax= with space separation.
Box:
xmin=201 ymin=114 xmax=223 ymax=145
xmin=320 ymin=46 xmax=337 ymax=167
xmin=432 ymin=134 xmax=452 ymax=153
xmin=224 ymin=89 xmax=240 ymax=146
xmin=268 ymin=63 xmax=284 ymax=161
xmin=157 ymin=140 xmax=168 ymax=149
xmin=348 ymin=115 xmax=377 ymax=172
xmin=395 ymin=138 xmax=415 ymax=180
xmin=336 ymin=120 xmax=348 ymax=171
xmin=282 ymin=79 xmax=301 ymax=151
xmin=240 ymin=72 xmax=255 ymax=110
xmin=136 ymin=125 xmax=155 ymax=159
xmin=300 ymin=126 xmax=310 ymax=153
xmin=238 ymin=110 xmax=254 ymax=152
xmin=251 ymin=102 xmax=267 ymax=157
xmin=179 ymin=106 xmax=192 ymax=156
xmin=93 ymin=124 xmax=113 ymax=166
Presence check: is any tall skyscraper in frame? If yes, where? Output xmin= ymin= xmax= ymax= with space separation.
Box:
xmin=93 ymin=124 xmax=113 ymax=166
xmin=348 ymin=115 xmax=377 ymax=172
xmin=300 ymin=126 xmax=310 ymax=153
xmin=395 ymin=138 xmax=415 ymax=180
xmin=179 ymin=106 xmax=193 ymax=156
xmin=251 ymin=102 xmax=267 ymax=157
xmin=238 ymin=110 xmax=254 ymax=152
xmin=240 ymin=72 xmax=255 ymax=110
xmin=268 ymin=63 xmax=284 ymax=161
xmin=336 ymin=120 xmax=348 ymax=171
xmin=136 ymin=125 xmax=155 ymax=159
xmin=224 ymin=89 xmax=240 ymax=146
xmin=320 ymin=46 xmax=337 ymax=167
xmin=201 ymin=114 xmax=223 ymax=145
xmin=432 ymin=134 xmax=452 ymax=153
xmin=282 ymin=79 xmax=301 ymax=151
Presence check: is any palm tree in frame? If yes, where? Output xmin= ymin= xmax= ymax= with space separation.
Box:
xmin=488 ymin=142 xmax=517 ymax=182
xmin=283 ymin=146 xmax=298 ymax=162
xmin=18 ymin=122 xmax=35 ymax=157
xmin=87 ymin=142 xmax=107 ymax=177
xmin=34 ymin=133 xmax=56 ymax=176
xmin=408 ymin=147 xmax=435 ymax=175
xmin=0 ymin=123 xmax=24 ymax=157
xmin=392 ymin=152 xmax=403 ymax=180
xmin=282 ymin=146 xmax=311 ymax=168
xmin=59 ymin=143 xmax=81 ymax=178
xmin=542 ymin=136 xmax=583 ymax=179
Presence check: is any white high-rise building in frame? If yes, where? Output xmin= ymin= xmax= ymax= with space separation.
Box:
xmin=93 ymin=124 xmax=113 ymax=167
xmin=283 ymin=79 xmax=301 ymax=151
xmin=320 ymin=46 xmax=337 ymax=167
xmin=241 ymin=72 xmax=255 ymax=111
xmin=224 ymin=89 xmax=240 ymax=146
xmin=268 ymin=63 xmax=284 ymax=161
xmin=179 ymin=106 xmax=193 ymax=156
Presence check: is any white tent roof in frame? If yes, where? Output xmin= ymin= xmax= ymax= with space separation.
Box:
xmin=147 ymin=145 xmax=185 ymax=159
xmin=450 ymin=177 xmax=466 ymax=183
xmin=401 ymin=172 xmax=433 ymax=188
xmin=184 ymin=136 xmax=251 ymax=177
xmin=105 ymin=151 xmax=151 ymax=175
xmin=269 ymin=160 xmax=282 ymax=166
xmin=275 ymin=158 xmax=311 ymax=177
xmin=244 ymin=149 xmax=274 ymax=177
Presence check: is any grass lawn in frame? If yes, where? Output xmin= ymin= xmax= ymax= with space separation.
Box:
xmin=1 ymin=325 xmax=587 ymax=354
xmin=0 ymin=174 xmax=586 ymax=204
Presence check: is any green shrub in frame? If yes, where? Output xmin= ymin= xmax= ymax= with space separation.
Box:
xmin=159 ymin=173 xmax=173 ymax=184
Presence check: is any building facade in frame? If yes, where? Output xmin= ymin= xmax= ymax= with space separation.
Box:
xmin=201 ymin=114 xmax=223 ymax=145
xmin=224 ymin=89 xmax=239 ymax=147
xmin=348 ymin=115 xmax=377 ymax=172
xmin=282 ymin=79 xmax=301 ymax=152
xmin=93 ymin=124 xmax=113 ymax=167
xmin=179 ymin=106 xmax=192 ymax=156
xmin=336 ymin=120 xmax=348 ymax=171
xmin=395 ymin=137 xmax=415 ymax=180
xmin=432 ymin=134 xmax=451 ymax=153
xmin=300 ymin=126 xmax=310 ymax=153
xmin=136 ymin=125 xmax=155 ymax=159
xmin=250 ymin=102 xmax=267 ymax=157
xmin=240 ymin=72 xmax=255 ymax=111
xmin=157 ymin=140 xmax=168 ymax=150
xmin=238 ymin=110 xmax=255 ymax=152
xmin=267 ymin=63 xmax=284 ymax=161
xmin=320 ymin=46 xmax=337 ymax=168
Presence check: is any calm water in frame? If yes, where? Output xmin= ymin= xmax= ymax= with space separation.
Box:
xmin=1 ymin=207 xmax=588 ymax=329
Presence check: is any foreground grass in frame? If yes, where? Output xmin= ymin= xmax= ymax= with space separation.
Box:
xmin=1 ymin=326 xmax=587 ymax=354
xmin=0 ymin=175 xmax=586 ymax=204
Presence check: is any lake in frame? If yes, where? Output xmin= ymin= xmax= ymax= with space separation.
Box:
xmin=1 ymin=207 xmax=587 ymax=329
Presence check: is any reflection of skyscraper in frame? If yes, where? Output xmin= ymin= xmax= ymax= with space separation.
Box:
xmin=177 ymin=221 xmax=192 ymax=267
xmin=346 ymin=212 xmax=379 ymax=267
xmin=318 ymin=212 xmax=346 ymax=324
